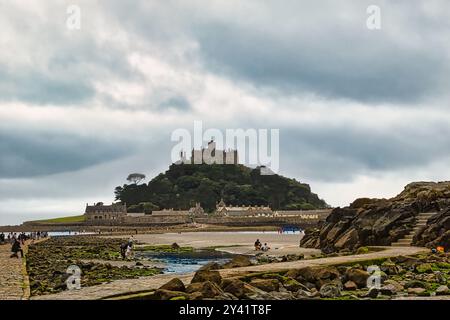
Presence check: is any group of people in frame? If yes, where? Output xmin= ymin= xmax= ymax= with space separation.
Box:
xmin=254 ymin=239 xmax=271 ymax=252
xmin=119 ymin=236 xmax=135 ymax=260
xmin=0 ymin=231 xmax=48 ymax=259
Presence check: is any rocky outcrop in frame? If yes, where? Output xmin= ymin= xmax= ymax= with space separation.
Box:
xmin=159 ymin=278 xmax=185 ymax=292
xmin=222 ymin=255 xmax=253 ymax=268
xmin=301 ymin=182 xmax=450 ymax=252
xmin=149 ymin=252 xmax=450 ymax=300
xmin=415 ymin=208 xmax=450 ymax=249
xmin=190 ymin=269 xmax=222 ymax=285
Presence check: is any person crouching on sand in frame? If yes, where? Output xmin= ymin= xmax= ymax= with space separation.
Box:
xmin=125 ymin=244 xmax=134 ymax=260
xmin=261 ymin=243 xmax=271 ymax=252
xmin=254 ymin=239 xmax=262 ymax=251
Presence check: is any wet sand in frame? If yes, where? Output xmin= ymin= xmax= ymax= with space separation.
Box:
xmin=111 ymin=231 xmax=321 ymax=257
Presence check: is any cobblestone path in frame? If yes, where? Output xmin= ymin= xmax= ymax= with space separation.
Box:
xmin=0 ymin=243 xmax=25 ymax=300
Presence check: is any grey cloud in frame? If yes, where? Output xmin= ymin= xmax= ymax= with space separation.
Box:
xmin=0 ymin=6 xmax=138 ymax=106
xmin=105 ymin=0 xmax=450 ymax=104
xmin=0 ymin=69 xmax=94 ymax=105
xmin=159 ymin=95 xmax=191 ymax=111
xmin=0 ymin=130 xmax=133 ymax=178
xmin=192 ymin=6 xmax=448 ymax=104
xmin=280 ymin=123 xmax=450 ymax=182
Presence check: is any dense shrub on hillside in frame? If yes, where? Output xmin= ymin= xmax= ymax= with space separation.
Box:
xmin=114 ymin=164 xmax=328 ymax=212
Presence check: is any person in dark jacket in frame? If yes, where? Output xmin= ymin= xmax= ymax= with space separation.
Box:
xmin=10 ymin=239 xmax=23 ymax=258
xmin=120 ymin=243 xmax=128 ymax=260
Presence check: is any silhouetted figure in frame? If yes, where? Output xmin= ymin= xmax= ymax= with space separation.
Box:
xmin=254 ymin=239 xmax=262 ymax=251
xmin=120 ymin=243 xmax=128 ymax=260
xmin=10 ymin=239 xmax=23 ymax=258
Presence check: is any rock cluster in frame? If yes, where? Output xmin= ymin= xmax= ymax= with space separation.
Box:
xmin=149 ymin=252 xmax=449 ymax=300
xmin=256 ymin=254 xmax=304 ymax=264
xmin=301 ymin=182 xmax=450 ymax=252
xmin=26 ymin=236 xmax=163 ymax=296
xmin=415 ymin=208 xmax=450 ymax=249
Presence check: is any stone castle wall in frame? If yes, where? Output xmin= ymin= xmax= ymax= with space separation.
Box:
xmin=83 ymin=209 xmax=330 ymax=227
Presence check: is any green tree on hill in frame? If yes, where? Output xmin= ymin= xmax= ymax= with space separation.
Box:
xmin=114 ymin=164 xmax=328 ymax=213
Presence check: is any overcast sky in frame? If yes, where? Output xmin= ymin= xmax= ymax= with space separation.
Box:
xmin=1 ymin=0 xmax=450 ymax=225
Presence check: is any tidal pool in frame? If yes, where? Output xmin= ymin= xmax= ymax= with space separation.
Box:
xmin=136 ymin=250 xmax=236 ymax=274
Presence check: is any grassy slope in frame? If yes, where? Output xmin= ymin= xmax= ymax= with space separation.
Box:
xmin=32 ymin=215 xmax=86 ymax=224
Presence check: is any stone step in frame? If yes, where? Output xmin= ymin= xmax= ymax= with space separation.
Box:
xmin=418 ymin=215 xmax=434 ymax=218
xmin=391 ymin=243 xmax=411 ymax=247
xmin=393 ymin=240 xmax=412 ymax=245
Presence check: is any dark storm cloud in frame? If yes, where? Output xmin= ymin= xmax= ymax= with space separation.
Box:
xmin=0 ymin=68 xmax=94 ymax=105
xmin=159 ymin=95 xmax=191 ymax=111
xmin=194 ymin=22 xmax=446 ymax=104
xmin=0 ymin=130 xmax=132 ymax=178
xmin=0 ymin=15 xmax=137 ymax=106
xmin=104 ymin=0 xmax=450 ymax=104
xmin=280 ymin=122 xmax=450 ymax=181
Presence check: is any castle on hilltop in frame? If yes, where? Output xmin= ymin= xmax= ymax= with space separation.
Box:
xmin=178 ymin=140 xmax=239 ymax=165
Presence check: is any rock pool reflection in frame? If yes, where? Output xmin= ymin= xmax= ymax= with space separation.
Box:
xmin=136 ymin=250 xmax=235 ymax=274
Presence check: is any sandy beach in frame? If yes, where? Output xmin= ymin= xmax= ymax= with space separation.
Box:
xmin=111 ymin=231 xmax=321 ymax=257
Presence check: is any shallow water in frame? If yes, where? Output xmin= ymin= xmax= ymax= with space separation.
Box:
xmin=136 ymin=250 xmax=235 ymax=274
xmin=48 ymin=231 xmax=96 ymax=237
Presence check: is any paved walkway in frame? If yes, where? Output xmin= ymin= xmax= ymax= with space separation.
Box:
xmin=31 ymin=246 xmax=428 ymax=300
xmin=0 ymin=243 xmax=25 ymax=300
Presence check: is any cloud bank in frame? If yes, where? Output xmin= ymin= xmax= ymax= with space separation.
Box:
xmin=1 ymin=0 xmax=450 ymax=224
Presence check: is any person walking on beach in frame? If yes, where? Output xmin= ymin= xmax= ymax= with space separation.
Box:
xmin=128 ymin=236 xmax=134 ymax=248
xmin=10 ymin=238 xmax=23 ymax=258
xmin=120 ymin=242 xmax=128 ymax=260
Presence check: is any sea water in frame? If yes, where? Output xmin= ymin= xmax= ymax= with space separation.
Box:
xmin=136 ymin=250 xmax=235 ymax=274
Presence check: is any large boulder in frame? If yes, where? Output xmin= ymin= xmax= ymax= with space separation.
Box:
xmin=198 ymin=281 xmax=225 ymax=299
xmin=221 ymin=278 xmax=246 ymax=298
xmin=249 ymin=279 xmax=280 ymax=292
xmin=199 ymin=262 xmax=221 ymax=271
xmin=153 ymin=289 xmax=189 ymax=300
xmin=222 ymin=255 xmax=253 ymax=268
xmin=191 ymin=269 xmax=222 ymax=285
xmin=159 ymin=278 xmax=185 ymax=292
xmin=245 ymin=287 xmax=275 ymax=300
xmin=186 ymin=281 xmax=226 ymax=299
xmin=345 ymin=268 xmax=369 ymax=288
xmin=286 ymin=266 xmax=340 ymax=289
xmin=281 ymin=277 xmax=307 ymax=292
